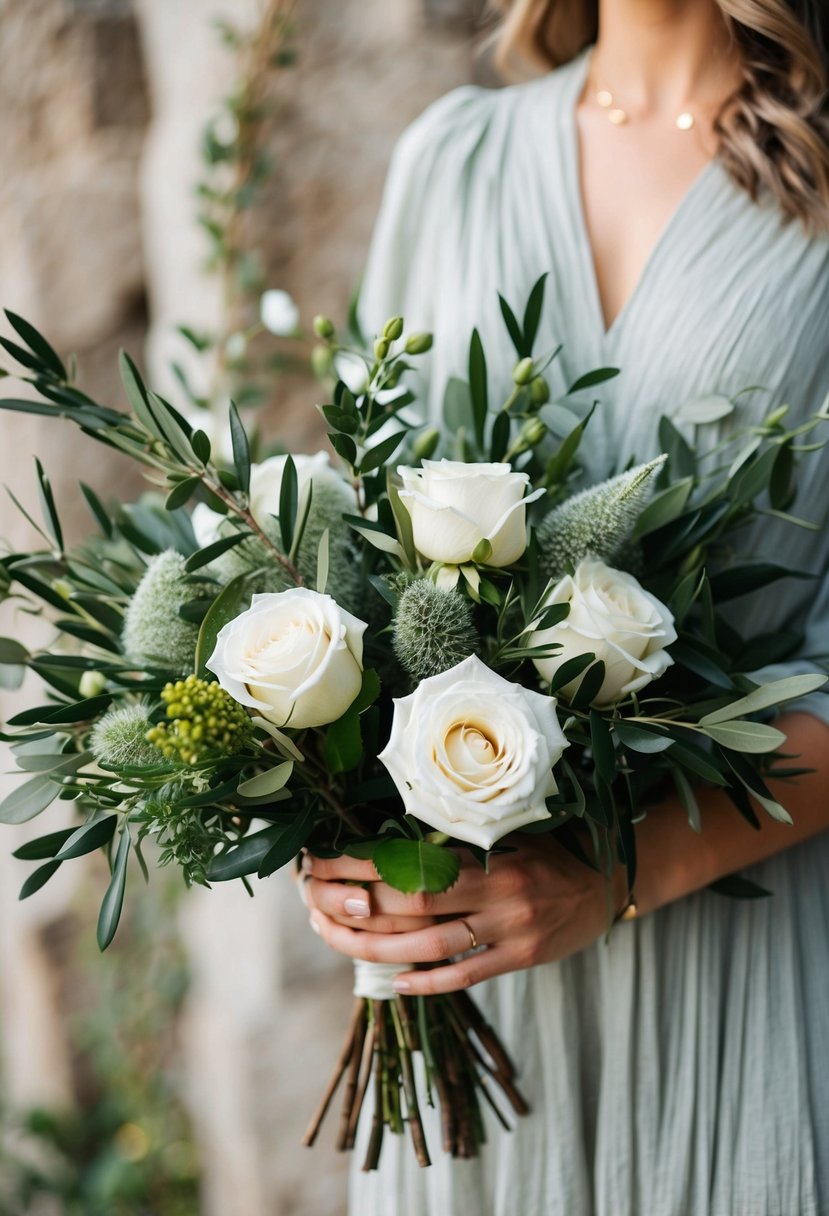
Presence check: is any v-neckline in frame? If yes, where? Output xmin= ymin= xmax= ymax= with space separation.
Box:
xmin=560 ymin=49 xmax=718 ymax=342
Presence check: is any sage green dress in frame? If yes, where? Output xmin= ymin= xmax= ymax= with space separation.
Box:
xmin=353 ymin=48 xmax=829 ymax=1216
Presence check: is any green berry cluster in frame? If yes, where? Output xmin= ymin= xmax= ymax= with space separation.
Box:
xmin=147 ymin=675 xmax=252 ymax=765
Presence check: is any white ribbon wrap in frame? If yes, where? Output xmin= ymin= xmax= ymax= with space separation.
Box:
xmin=352 ymin=959 xmax=407 ymax=1001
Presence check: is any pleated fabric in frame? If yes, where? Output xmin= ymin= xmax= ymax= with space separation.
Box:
xmin=352 ymin=48 xmax=829 ymax=1216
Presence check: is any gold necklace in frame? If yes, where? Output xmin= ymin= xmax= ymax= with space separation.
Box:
xmin=595 ymin=87 xmax=696 ymax=130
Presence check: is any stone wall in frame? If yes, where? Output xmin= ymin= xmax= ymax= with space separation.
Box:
xmin=0 ymin=1 xmax=486 ymax=1212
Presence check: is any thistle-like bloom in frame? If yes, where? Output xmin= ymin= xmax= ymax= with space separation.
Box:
xmin=90 ymin=703 xmax=163 ymax=769
xmin=392 ymin=579 xmax=478 ymax=683
xmin=122 ymin=550 xmax=202 ymax=672
xmin=536 ymin=456 xmax=666 ymax=579
xmin=146 ymin=675 xmax=254 ymax=765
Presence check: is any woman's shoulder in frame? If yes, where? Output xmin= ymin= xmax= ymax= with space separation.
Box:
xmin=389 ymin=55 xmax=584 ymax=181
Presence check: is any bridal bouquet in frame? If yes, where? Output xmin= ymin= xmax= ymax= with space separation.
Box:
xmin=0 ymin=280 xmax=825 ymax=1168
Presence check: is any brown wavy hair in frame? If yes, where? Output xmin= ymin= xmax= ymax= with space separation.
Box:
xmin=491 ymin=0 xmax=829 ymax=231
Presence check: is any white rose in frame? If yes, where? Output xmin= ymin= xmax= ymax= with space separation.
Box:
xmin=191 ymin=453 xmax=357 ymax=547
xmin=398 ymin=459 xmax=543 ymax=567
xmin=530 ymin=559 xmax=677 ymax=706
xmin=378 ymin=654 xmax=568 ymax=850
xmin=260 ymin=289 xmax=300 ymax=336
xmin=206 ymin=588 xmax=367 ymax=729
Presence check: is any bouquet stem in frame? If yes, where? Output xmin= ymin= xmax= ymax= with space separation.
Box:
xmin=303 ymin=981 xmax=529 ymax=1169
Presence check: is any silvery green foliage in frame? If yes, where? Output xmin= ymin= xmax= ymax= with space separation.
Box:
xmin=393 ymin=579 xmax=478 ymax=683
xmin=122 ymin=549 xmax=202 ymax=672
xmin=536 ymin=456 xmax=665 ymax=579
xmin=216 ymin=480 xmax=363 ymax=610
xmin=89 ymin=704 xmax=162 ymax=769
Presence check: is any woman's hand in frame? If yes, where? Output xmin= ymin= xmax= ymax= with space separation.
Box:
xmin=301 ymin=836 xmax=622 ymax=995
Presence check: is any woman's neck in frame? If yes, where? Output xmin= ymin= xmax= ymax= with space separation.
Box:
xmin=591 ymin=0 xmax=739 ymax=115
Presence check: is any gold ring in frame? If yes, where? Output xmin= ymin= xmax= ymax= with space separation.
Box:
xmin=458 ymin=918 xmax=478 ymax=951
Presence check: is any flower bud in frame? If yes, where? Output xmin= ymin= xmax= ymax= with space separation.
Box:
xmin=225 ymin=332 xmax=247 ymax=362
xmin=79 ymin=670 xmax=107 ymax=698
xmin=52 ymin=579 xmax=73 ymax=600
xmin=374 ymin=337 xmax=390 ymax=361
xmin=520 ymin=418 xmax=547 ymax=449
xmin=413 ymin=427 xmax=440 ymax=461
xmin=513 ymin=357 xmax=535 ymax=386
xmin=310 ymin=344 xmax=333 ymax=380
xmin=404 ymin=332 xmax=433 ymax=356
xmin=529 ymin=375 xmax=550 ymax=405
xmin=313 ymin=315 xmax=335 ymax=340
xmin=383 ymin=316 xmax=404 ymax=341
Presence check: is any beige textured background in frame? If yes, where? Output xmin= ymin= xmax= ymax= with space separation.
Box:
xmin=0 ymin=1 xmax=489 ymax=1212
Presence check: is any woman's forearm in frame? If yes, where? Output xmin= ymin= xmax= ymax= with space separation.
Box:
xmin=634 ymin=711 xmax=829 ymax=917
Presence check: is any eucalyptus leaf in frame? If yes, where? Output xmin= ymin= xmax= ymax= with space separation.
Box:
xmin=229 ymin=400 xmax=251 ymax=496
xmin=19 ymin=860 xmax=63 ymax=901
xmin=675 ymin=394 xmax=735 ymax=425
xmin=185 ymin=531 xmax=248 ymax=572
xmin=257 ymin=808 xmax=314 ymax=878
xmin=97 ymin=828 xmax=131 ymax=950
xmin=278 ymin=454 xmax=298 ymax=552
xmin=55 ymin=814 xmax=118 ymax=859
xmin=613 ymin=720 xmax=674 ymax=753
xmin=700 ymin=673 xmax=827 ymax=726
xmin=701 ymin=720 xmax=787 ymax=753
xmin=237 ymin=761 xmax=294 ymax=799
xmin=323 ymin=710 xmax=362 ymax=775
xmin=468 ymin=329 xmax=488 ymax=449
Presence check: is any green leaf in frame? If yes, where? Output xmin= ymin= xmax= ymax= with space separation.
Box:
xmin=19 ymin=860 xmax=63 ymax=901
xmin=360 ymin=430 xmax=407 ymax=476
xmin=195 ymin=575 xmax=249 ymax=676
xmin=522 ymin=274 xmax=547 ymax=353
xmin=547 ymin=651 xmax=595 ymax=694
xmin=720 ymin=749 xmax=793 ymax=824
xmin=498 ymin=293 xmax=525 ymax=356
xmin=13 ymin=827 xmax=77 ymax=860
xmin=0 ymin=771 xmax=63 ymax=824
xmin=55 ymin=815 xmax=118 ymax=859
xmin=35 ymin=459 xmax=63 ymax=550
xmin=119 ymin=350 xmax=160 ymax=439
xmin=207 ymin=825 xmax=286 ymax=881
xmin=700 ymin=674 xmax=827 ymax=726
xmin=316 ymin=528 xmax=329 ymax=594
xmin=330 ymin=432 xmax=357 ymax=467
xmin=671 ymin=640 xmax=733 ymax=690
xmin=708 ymin=563 xmax=811 ymax=601
xmin=185 ymin=531 xmax=247 ymax=572
xmin=0 ymin=637 xmax=29 ymax=665
xmin=229 ymin=400 xmax=251 ymax=496
xmin=165 ymin=476 xmax=201 ymax=511
xmin=613 ymin=720 xmax=674 ymax=753
xmin=728 ymin=445 xmax=778 ymax=507
xmin=191 ymin=429 xmax=212 ymax=463
xmin=80 ymin=483 xmax=113 ymax=537
xmin=97 ymin=829 xmax=130 ymax=951
xmin=589 ymin=710 xmax=616 ymax=784
xmin=658 ymin=415 xmax=696 ymax=479
xmin=258 ymin=808 xmax=314 ymax=878
xmin=323 ymin=710 xmax=363 ymax=775
xmin=569 ymin=659 xmax=607 ymax=709
xmin=669 ymin=741 xmax=728 ymax=786
xmin=372 ymin=838 xmax=461 ymax=894
xmin=468 ymin=329 xmax=488 ymax=449
xmin=237 ymin=761 xmax=294 ymax=799
xmin=278 ymin=453 xmax=298 ymax=553
xmin=701 ymin=720 xmax=787 ymax=753
xmin=387 ymin=471 xmax=416 ymax=566
xmin=567 ymin=367 xmax=620 ymax=395
xmin=631 ymin=477 xmax=694 ymax=539
xmin=442 ymin=377 xmax=474 ymax=433
xmin=671 ymin=765 xmax=701 ymax=832
xmin=675 ymin=394 xmax=734 ymax=425
xmin=708 ymin=874 xmax=772 ymax=900
xmin=5 ymin=310 xmax=66 ymax=378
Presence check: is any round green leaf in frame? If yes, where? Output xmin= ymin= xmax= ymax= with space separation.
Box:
xmin=372 ymin=839 xmax=461 ymax=895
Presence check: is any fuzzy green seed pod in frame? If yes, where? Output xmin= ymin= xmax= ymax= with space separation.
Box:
xmin=90 ymin=704 xmax=165 ymax=769
xmin=404 ymin=332 xmax=433 ymax=355
xmin=392 ymin=579 xmax=478 ymax=683
xmin=313 ymin=315 xmax=335 ymax=340
xmin=122 ymin=550 xmax=203 ymax=673
xmin=536 ymin=456 xmax=666 ymax=580
xmin=513 ymin=357 xmax=534 ymax=386
xmin=383 ymin=316 xmax=404 ymax=341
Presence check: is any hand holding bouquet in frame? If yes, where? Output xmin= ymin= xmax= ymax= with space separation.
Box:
xmin=0 ymin=279 xmax=825 ymax=1167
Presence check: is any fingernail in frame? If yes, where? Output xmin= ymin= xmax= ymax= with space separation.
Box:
xmin=309 ymin=913 xmax=321 ymax=935
xmin=392 ymin=979 xmax=410 ymax=994
xmin=301 ymin=853 xmax=313 ymax=874
xmin=344 ymin=897 xmax=370 ymax=918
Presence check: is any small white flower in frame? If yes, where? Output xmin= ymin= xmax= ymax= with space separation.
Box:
xmin=530 ymin=559 xmax=677 ymax=706
xmin=207 ymin=588 xmax=367 ymax=730
xmin=398 ymin=459 xmax=543 ymax=568
xmin=260 ymin=289 xmax=300 ymax=336
xmin=378 ymin=654 xmax=568 ymax=849
xmin=334 ymin=351 xmax=369 ymax=395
